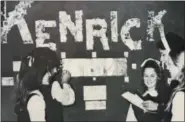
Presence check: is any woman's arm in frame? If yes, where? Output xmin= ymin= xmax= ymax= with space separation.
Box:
xmin=51 ymin=81 xmax=75 ymax=106
xmin=27 ymin=95 xmax=46 ymax=121
xmin=63 ymin=83 xmax=75 ymax=105
xmin=171 ymin=92 xmax=184 ymax=121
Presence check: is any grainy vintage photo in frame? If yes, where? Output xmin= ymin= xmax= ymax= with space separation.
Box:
xmin=1 ymin=1 xmax=184 ymax=122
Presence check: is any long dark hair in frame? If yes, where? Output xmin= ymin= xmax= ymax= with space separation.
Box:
xmin=141 ymin=59 xmax=161 ymax=93
xmin=14 ymin=47 xmax=61 ymax=114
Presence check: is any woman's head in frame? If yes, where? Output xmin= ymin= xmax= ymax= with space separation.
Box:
xmin=31 ymin=48 xmax=60 ymax=74
xmin=14 ymin=54 xmax=43 ymax=110
xmin=156 ymin=32 xmax=185 ymax=79
xmin=19 ymin=67 xmax=42 ymax=91
xmin=18 ymin=47 xmax=61 ymax=86
xmin=15 ymin=47 xmax=61 ymax=107
xmin=31 ymin=47 xmax=61 ymax=84
xmin=141 ymin=59 xmax=161 ymax=90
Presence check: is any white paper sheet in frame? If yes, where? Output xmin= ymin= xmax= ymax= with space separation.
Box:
xmin=122 ymin=91 xmax=145 ymax=111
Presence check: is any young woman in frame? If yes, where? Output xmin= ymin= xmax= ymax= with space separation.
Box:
xmin=128 ymin=32 xmax=185 ymax=122
xmin=14 ymin=51 xmax=51 ymax=121
xmin=156 ymin=32 xmax=185 ymax=122
xmin=14 ymin=47 xmax=75 ymax=122
xmin=41 ymin=69 xmax=75 ymax=122
xmin=126 ymin=58 xmax=164 ymax=122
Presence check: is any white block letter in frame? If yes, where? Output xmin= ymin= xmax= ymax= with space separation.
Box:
xmin=59 ymin=10 xmax=83 ymax=42
xmin=86 ymin=19 xmax=109 ymax=50
xmin=147 ymin=10 xmax=167 ymax=41
xmin=35 ymin=20 xmax=56 ymax=49
xmin=17 ymin=18 xmax=33 ymax=44
xmin=110 ymin=11 xmax=118 ymax=42
xmin=120 ymin=18 xmax=142 ymax=50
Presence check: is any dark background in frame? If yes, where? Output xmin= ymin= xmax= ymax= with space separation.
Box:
xmin=1 ymin=1 xmax=184 ymax=121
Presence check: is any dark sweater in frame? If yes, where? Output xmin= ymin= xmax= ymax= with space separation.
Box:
xmin=40 ymin=85 xmax=64 ymax=122
xmin=132 ymin=91 xmax=163 ymax=122
xmin=15 ymin=93 xmax=38 ymax=122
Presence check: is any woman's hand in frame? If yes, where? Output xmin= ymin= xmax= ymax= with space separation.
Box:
xmin=142 ymin=100 xmax=158 ymax=111
xmin=62 ymin=70 xmax=71 ymax=84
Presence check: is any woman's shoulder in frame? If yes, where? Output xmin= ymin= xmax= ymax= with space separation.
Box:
xmin=27 ymin=91 xmax=45 ymax=110
xmin=175 ymin=91 xmax=184 ymax=97
xmin=172 ymin=91 xmax=184 ymax=104
xmin=174 ymin=91 xmax=184 ymax=98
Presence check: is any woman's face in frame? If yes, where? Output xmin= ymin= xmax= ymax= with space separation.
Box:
xmin=143 ymin=68 xmax=158 ymax=89
xmin=165 ymin=56 xmax=179 ymax=80
xmin=166 ymin=52 xmax=185 ymax=80
xmin=160 ymin=50 xmax=184 ymax=80
xmin=42 ymin=72 xmax=51 ymax=85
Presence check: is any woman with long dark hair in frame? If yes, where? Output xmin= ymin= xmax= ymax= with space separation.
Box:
xmin=14 ymin=49 xmax=50 ymax=121
xmin=14 ymin=47 xmax=75 ymax=122
xmin=141 ymin=32 xmax=185 ymax=122
xmin=126 ymin=58 xmax=164 ymax=122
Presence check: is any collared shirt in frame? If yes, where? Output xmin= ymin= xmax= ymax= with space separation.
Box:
xmin=143 ymin=89 xmax=158 ymax=97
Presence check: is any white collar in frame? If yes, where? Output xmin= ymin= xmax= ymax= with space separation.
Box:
xmin=143 ymin=89 xmax=158 ymax=97
xmin=30 ymin=90 xmax=44 ymax=98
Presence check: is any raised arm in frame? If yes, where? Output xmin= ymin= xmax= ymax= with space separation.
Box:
xmin=51 ymin=81 xmax=75 ymax=106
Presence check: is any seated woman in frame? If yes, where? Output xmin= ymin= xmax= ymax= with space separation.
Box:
xmin=126 ymin=58 xmax=163 ymax=122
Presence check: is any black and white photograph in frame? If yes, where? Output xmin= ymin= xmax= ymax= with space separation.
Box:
xmin=1 ymin=1 xmax=185 ymax=121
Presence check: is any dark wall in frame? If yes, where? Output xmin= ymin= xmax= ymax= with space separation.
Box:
xmin=1 ymin=1 xmax=184 ymax=121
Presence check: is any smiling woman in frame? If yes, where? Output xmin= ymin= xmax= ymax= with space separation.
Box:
xmin=126 ymin=58 xmax=164 ymax=122
xmin=143 ymin=68 xmax=158 ymax=96
xmin=141 ymin=59 xmax=161 ymax=93
xmin=1 ymin=1 xmax=185 ymax=121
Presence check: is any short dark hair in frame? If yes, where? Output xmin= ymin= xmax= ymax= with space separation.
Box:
xmin=156 ymin=32 xmax=185 ymax=63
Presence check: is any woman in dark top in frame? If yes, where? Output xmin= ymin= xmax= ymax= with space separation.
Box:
xmin=14 ymin=47 xmax=62 ymax=121
xmin=148 ymin=32 xmax=185 ymax=122
xmin=14 ymin=68 xmax=45 ymax=121
xmin=40 ymin=68 xmax=64 ymax=122
xmin=158 ymin=32 xmax=185 ymax=121
xmin=131 ymin=58 xmax=164 ymax=122
xmin=40 ymin=83 xmax=64 ymax=122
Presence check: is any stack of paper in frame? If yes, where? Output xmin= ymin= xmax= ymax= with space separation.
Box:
xmin=122 ymin=91 xmax=145 ymax=111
